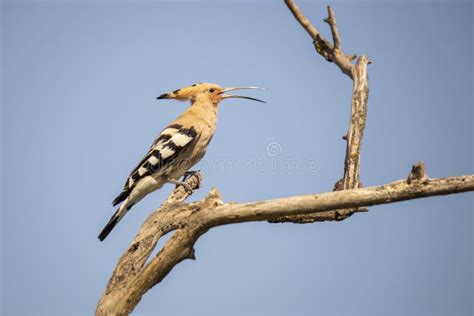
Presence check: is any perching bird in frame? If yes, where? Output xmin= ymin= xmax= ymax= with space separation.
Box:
xmin=98 ymin=83 xmax=264 ymax=241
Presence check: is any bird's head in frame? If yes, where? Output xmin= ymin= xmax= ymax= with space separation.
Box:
xmin=156 ymin=83 xmax=265 ymax=105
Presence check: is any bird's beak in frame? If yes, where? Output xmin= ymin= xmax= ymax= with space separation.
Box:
xmin=219 ymin=86 xmax=266 ymax=103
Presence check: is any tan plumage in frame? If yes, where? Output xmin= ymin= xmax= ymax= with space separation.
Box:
xmin=98 ymin=83 xmax=264 ymax=241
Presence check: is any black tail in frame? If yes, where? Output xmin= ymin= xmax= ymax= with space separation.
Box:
xmin=98 ymin=209 xmax=121 ymax=241
xmin=112 ymin=190 xmax=130 ymax=207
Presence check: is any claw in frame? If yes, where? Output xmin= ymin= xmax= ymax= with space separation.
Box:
xmin=182 ymin=170 xmax=199 ymax=182
xmin=167 ymin=178 xmax=193 ymax=193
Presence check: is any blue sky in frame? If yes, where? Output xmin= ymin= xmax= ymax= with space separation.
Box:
xmin=2 ymin=1 xmax=472 ymax=315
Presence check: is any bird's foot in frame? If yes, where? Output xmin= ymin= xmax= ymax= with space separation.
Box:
xmin=167 ymin=178 xmax=193 ymax=193
xmin=182 ymin=170 xmax=200 ymax=182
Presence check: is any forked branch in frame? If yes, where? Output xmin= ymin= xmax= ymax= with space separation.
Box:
xmin=285 ymin=0 xmax=356 ymax=77
xmin=274 ymin=1 xmax=369 ymax=223
xmin=97 ymin=163 xmax=474 ymax=315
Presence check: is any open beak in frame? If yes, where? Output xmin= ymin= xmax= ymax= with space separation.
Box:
xmin=219 ymin=86 xmax=266 ymax=103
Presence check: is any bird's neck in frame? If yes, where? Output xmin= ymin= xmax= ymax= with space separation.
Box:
xmin=187 ymin=99 xmax=218 ymax=128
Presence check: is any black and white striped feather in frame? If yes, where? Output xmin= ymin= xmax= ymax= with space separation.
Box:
xmin=112 ymin=124 xmax=198 ymax=206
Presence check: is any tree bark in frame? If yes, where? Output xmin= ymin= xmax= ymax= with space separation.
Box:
xmin=96 ymin=163 xmax=474 ymax=315
xmin=271 ymin=2 xmax=371 ymax=223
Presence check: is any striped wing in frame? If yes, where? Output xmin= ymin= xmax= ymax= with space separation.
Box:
xmin=112 ymin=124 xmax=198 ymax=206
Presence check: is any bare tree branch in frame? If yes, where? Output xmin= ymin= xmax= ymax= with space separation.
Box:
xmin=284 ymin=0 xmax=320 ymax=40
xmin=275 ymin=2 xmax=369 ymax=223
xmin=96 ymin=162 xmax=474 ymax=315
xmin=324 ymin=6 xmax=341 ymax=50
xmin=285 ymin=0 xmax=354 ymax=77
xmin=97 ymin=172 xmax=203 ymax=315
xmin=337 ymin=54 xmax=369 ymax=193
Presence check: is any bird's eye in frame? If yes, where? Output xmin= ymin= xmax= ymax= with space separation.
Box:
xmin=209 ymin=88 xmax=215 ymax=93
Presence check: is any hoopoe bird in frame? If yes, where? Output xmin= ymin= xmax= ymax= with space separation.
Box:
xmin=98 ymin=83 xmax=264 ymax=241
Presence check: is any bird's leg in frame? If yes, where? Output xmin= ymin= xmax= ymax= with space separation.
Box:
xmin=182 ymin=170 xmax=199 ymax=182
xmin=167 ymin=177 xmax=193 ymax=193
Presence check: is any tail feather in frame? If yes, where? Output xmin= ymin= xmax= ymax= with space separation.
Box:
xmin=98 ymin=204 xmax=130 ymax=241
xmin=112 ymin=190 xmax=130 ymax=207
